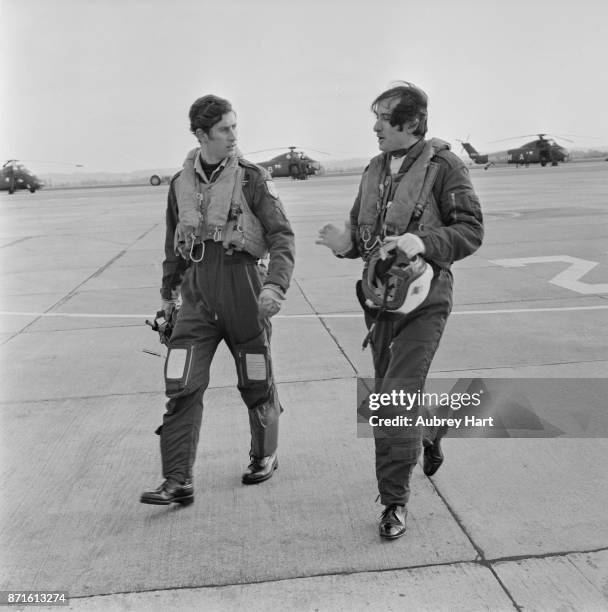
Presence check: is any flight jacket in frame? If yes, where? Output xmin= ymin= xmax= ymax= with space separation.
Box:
xmin=342 ymin=138 xmax=484 ymax=269
xmin=161 ymin=158 xmax=295 ymax=300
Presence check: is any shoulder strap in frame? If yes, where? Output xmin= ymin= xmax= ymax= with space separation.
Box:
xmin=228 ymin=166 xmax=245 ymax=219
xmin=411 ymin=160 xmax=441 ymax=223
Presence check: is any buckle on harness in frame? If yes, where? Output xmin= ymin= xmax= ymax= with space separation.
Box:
xmin=189 ymin=235 xmax=205 ymax=263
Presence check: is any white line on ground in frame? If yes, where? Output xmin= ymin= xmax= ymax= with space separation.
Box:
xmin=1 ymin=304 xmax=608 ymax=319
xmin=490 ymin=255 xmax=608 ymax=294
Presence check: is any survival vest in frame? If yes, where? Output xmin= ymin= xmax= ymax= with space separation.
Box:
xmin=356 ymin=138 xmax=450 ymax=257
xmin=174 ymin=150 xmax=268 ymax=261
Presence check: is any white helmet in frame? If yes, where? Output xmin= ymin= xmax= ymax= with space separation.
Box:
xmin=361 ymin=250 xmax=433 ymax=315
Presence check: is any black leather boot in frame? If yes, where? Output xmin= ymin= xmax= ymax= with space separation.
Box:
xmin=140 ymin=479 xmax=194 ymax=505
xmin=423 ymin=437 xmax=444 ymax=476
xmin=241 ymin=452 xmax=278 ymax=484
xmin=379 ymin=504 xmax=407 ymax=539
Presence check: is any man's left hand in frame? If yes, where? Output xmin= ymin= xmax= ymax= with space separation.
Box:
xmin=383 ymin=233 xmax=426 ymax=259
xmin=257 ymin=284 xmax=285 ymax=319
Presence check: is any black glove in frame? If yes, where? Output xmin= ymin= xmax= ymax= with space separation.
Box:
xmin=146 ymin=307 xmax=179 ymax=346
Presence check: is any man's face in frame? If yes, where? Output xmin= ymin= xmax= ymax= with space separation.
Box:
xmin=197 ymin=111 xmax=237 ymax=163
xmin=373 ymin=97 xmax=418 ymax=153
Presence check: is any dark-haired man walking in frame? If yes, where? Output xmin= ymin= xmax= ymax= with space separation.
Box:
xmin=317 ymin=82 xmax=483 ymax=539
xmin=141 ymin=95 xmax=295 ymax=505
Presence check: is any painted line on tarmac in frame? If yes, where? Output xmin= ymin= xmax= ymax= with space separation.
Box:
xmin=0 ymin=312 xmax=148 ymax=319
xmin=1 ymin=304 xmax=608 ymax=319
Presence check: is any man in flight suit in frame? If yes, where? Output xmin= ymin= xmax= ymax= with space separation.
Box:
xmin=141 ymin=95 xmax=295 ymax=505
xmin=316 ymin=82 xmax=483 ymax=538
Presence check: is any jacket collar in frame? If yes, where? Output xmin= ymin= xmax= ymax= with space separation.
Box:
xmin=194 ymin=153 xmax=232 ymax=183
xmin=388 ymin=138 xmax=426 ymax=175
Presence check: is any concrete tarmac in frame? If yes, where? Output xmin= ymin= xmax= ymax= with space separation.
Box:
xmin=1 ymin=161 xmax=607 ymax=611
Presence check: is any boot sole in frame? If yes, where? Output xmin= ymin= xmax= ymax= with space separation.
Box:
xmin=379 ymin=528 xmax=407 ymax=540
xmin=140 ymin=494 xmax=194 ymax=506
xmin=140 ymin=497 xmax=170 ymax=505
xmin=241 ymin=460 xmax=278 ymax=485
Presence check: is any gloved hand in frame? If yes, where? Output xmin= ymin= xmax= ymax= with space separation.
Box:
xmin=257 ymin=284 xmax=285 ymax=319
xmin=383 ymin=233 xmax=426 ymax=259
xmin=315 ymin=220 xmax=353 ymax=255
xmin=161 ymin=298 xmax=178 ymax=319
xmin=147 ymin=299 xmax=179 ymax=346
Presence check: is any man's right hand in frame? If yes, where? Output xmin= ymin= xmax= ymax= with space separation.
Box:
xmin=315 ymin=220 xmax=353 ymax=254
xmin=161 ymin=299 xmax=178 ymax=319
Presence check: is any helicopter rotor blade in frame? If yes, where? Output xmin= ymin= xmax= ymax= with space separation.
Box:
xmin=245 ymin=146 xmax=332 ymax=157
xmin=487 ymin=135 xmax=540 ymax=144
xmin=26 ymin=160 xmax=85 ymax=167
xmin=244 ymin=148 xmax=287 ymax=155
xmin=544 ymin=134 xmax=576 ymax=143
xmin=295 ymin=146 xmax=331 ymax=156
xmin=488 ymin=133 xmax=574 ymax=144
xmin=3 ymin=159 xmax=84 ymax=168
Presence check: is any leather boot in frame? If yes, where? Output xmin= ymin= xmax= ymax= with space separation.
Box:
xmin=423 ymin=437 xmax=444 ymax=476
xmin=140 ymin=479 xmax=194 ymax=505
xmin=379 ymin=504 xmax=407 ymax=539
xmin=242 ymin=452 xmax=278 ymax=484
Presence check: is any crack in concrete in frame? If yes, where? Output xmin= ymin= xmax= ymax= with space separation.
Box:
xmin=0 ymin=235 xmax=37 ymax=249
xmin=293 ymin=278 xmax=359 ymax=376
xmin=58 ymin=548 xmax=607 ymax=604
xmin=426 ymin=476 xmax=522 ymax=610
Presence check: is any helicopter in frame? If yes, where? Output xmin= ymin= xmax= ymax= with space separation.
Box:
xmin=148 ymin=146 xmax=325 ymax=186
xmin=1 ymin=160 xmax=44 ymax=193
xmin=459 ymin=134 xmax=570 ymax=169
xmin=248 ymin=146 xmax=324 ymax=180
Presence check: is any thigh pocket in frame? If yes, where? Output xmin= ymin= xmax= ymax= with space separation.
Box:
xmin=164 ymin=345 xmax=196 ymax=398
xmin=389 ymin=441 xmax=420 ymax=463
xmin=235 ymin=332 xmax=271 ymax=388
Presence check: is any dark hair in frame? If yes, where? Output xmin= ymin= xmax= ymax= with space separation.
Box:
xmin=371 ymin=82 xmax=428 ymax=136
xmin=189 ymin=95 xmax=234 ymax=134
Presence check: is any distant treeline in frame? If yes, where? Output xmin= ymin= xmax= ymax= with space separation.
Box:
xmin=569 ymin=149 xmax=608 ymax=159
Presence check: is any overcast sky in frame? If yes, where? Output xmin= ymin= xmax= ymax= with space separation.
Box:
xmin=2 ymin=0 xmax=607 ymax=173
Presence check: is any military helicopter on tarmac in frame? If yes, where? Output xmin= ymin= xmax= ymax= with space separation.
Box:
xmin=1 ymin=159 xmax=85 ymax=194
xmin=1 ymin=160 xmax=44 ymax=194
xmin=148 ymin=146 xmax=327 ymax=186
xmin=247 ymin=146 xmax=326 ymax=180
xmin=459 ymin=134 xmax=571 ymax=169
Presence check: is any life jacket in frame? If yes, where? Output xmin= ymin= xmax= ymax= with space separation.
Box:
xmin=355 ymin=138 xmax=449 ymax=326
xmin=356 ymin=138 xmax=450 ymax=256
xmin=174 ymin=150 xmax=268 ymax=261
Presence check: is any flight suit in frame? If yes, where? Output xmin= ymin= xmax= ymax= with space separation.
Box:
xmin=158 ymin=156 xmax=295 ymax=484
xmin=342 ymin=139 xmax=484 ymax=506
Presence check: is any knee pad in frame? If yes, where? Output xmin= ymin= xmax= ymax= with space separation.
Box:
xmin=164 ymin=345 xmax=207 ymax=398
xmin=236 ymin=335 xmax=271 ymax=388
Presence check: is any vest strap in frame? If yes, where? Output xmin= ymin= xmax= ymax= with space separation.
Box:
xmin=410 ymin=160 xmax=441 ymax=225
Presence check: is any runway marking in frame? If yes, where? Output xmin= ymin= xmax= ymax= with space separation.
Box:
xmin=491 ymin=255 xmax=608 ymax=294
xmin=1 ymin=305 xmax=608 ymax=319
